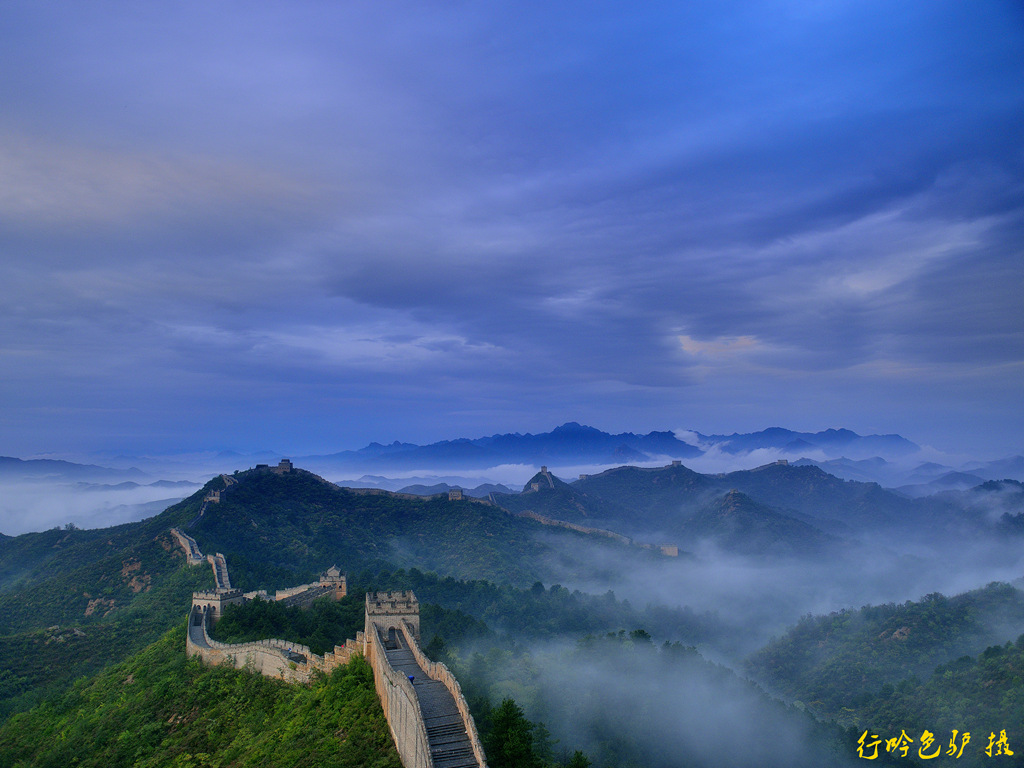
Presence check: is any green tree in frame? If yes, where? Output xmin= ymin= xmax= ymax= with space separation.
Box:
xmin=485 ymin=698 xmax=540 ymax=768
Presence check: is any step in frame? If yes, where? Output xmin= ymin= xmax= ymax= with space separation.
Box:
xmin=432 ymin=758 xmax=479 ymax=768
xmin=427 ymin=722 xmax=467 ymax=737
xmin=430 ymin=732 xmax=472 ymax=749
xmin=432 ymin=750 xmax=478 ymax=768
xmin=424 ymin=713 xmax=464 ymax=729
xmin=432 ymin=746 xmax=474 ymax=760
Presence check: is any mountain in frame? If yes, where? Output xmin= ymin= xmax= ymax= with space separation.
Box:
xmin=302 ymin=422 xmax=704 ymax=471
xmin=492 ymin=460 xmax=945 ymax=538
xmin=495 ymin=469 xmax=837 ymax=557
xmin=397 ymin=482 xmax=514 ymax=498
xmin=492 ymin=468 xmax=634 ymax=525
xmin=714 ymin=462 xmax=927 ymax=531
xmin=850 ymin=638 xmax=1024 ymax=767
xmin=746 ymin=582 xmax=1024 ymax=728
xmin=0 ymin=456 xmax=147 ymax=482
xmin=892 ymin=471 xmax=989 ymax=498
xmin=965 ymin=455 xmax=1024 ymax=482
xmin=791 ymin=456 xmax=895 ymax=484
xmin=342 ymin=474 xmax=509 ymax=492
xmin=0 ymin=462 xmax=682 ymax=720
xmin=674 ymin=490 xmax=836 ymax=556
xmin=290 ymin=423 xmax=934 ymax=477
xmin=181 ymin=466 xmax=639 ymax=588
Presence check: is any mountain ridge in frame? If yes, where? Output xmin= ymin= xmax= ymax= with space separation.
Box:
xmin=299 ymin=423 xmax=926 ymax=472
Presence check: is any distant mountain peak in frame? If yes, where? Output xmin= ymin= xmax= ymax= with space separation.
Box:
xmin=550 ymin=422 xmax=602 ymax=435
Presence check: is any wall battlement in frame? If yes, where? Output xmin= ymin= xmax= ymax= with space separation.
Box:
xmin=186 ymin=558 xmax=484 ymax=767
xmin=366 ymin=591 xmax=420 ymax=645
xmin=187 ymin=604 xmax=357 ymax=684
xmin=366 ymin=590 xmax=419 ymax=614
xmin=170 ymin=528 xmax=205 ymax=565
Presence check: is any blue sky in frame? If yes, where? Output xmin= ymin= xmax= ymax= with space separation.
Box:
xmin=1 ymin=1 xmax=1022 ymax=457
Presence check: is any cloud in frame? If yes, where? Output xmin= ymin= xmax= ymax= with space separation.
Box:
xmin=0 ymin=1 xmax=1020 ymax=455
xmin=0 ymin=481 xmax=190 ymax=536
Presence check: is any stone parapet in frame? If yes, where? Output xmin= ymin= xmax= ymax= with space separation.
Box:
xmin=181 ymin=537 xmax=484 ymax=768
xmin=401 ymin=619 xmax=488 ymax=767
xmin=517 ymin=510 xmax=633 ymax=544
xmin=366 ymin=624 xmax=433 ymax=768
xmin=170 ymin=528 xmax=205 ymax=565
xmin=366 ymin=590 xmax=419 ymax=614
xmin=187 ymin=606 xmax=356 ymax=684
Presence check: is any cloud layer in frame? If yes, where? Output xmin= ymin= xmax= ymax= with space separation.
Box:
xmin=1 ymin=1 xmax=1021 ymax=456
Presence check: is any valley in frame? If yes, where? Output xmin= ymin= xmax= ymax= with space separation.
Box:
xmin=0 ymin=443 xmax=1023 ymax=766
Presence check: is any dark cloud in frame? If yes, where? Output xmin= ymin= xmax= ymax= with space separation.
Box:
xmin=0 ymin=0 xmax=1020 ymax=455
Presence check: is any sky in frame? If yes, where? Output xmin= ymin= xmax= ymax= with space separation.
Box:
xmin=1 ymin=1 xmax=1022 ymax=459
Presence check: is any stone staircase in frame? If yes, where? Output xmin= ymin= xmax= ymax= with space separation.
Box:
xmin=384 ymin=641 xmax=479 ymax=768
xmin=209 ymin=553 xmax=232 ymax=591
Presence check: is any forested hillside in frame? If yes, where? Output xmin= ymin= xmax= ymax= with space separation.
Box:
xmin=0 ymin=626 xmax=401 ymax=768
xmin=746 ymin=582 xmax=1024 ymax=722
xmin=185 ymin=467 xmax=647 ymax=589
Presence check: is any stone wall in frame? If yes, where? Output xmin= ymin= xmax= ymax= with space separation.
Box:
xmin=179 ymin=520 xmax=483 ymax=768
xmin=278 ymin=583 xmax=334 ymax=608
xmin=207 ymin=553 xmax=232 ymax=590
xmin=400 ymin=619 xmax=488 ymax=768
xmin=366 ymin=590 xmax=421 ymax=642
xmin=272 ymin=567 xmax=346 ymax=607
xmin=516 ymin=510 xmax=633 ymax=544
xmin=365 ymin=623 xmax=433 ymax=768
xmin=169 ymin=527 xmax=205 ymax=565
xmin=186 ymin=605 xmax=356 ymax=684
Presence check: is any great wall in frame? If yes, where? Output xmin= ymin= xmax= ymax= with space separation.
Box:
xmin=174 ymin=459 xmax=487 ymax=768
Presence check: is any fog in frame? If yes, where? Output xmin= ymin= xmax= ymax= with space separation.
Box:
xmin=461 ymin=496 xmax=1024 ymax=766
xmin=0 ymin=480 xmax=195 ymax=535
xmin=539 ymin=527 xmax=1024 ymax=658
xmin=3 ymin=449 xmax=1022 ymax=766
xmin=470 ymin=637 xmax=855 ymax=768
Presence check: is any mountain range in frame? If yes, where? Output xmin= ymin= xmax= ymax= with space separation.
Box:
xmin=299 ymin=422 xmax=921 ymax=472
xmin=5 ymin=424 xmax=1022 ymax=490
xmin=2 ymin=457 xmax=1024 ymax=767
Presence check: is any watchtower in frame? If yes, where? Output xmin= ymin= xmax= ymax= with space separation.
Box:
xmin=318 ymin=565 xmax=347 ymax=599
xmin=191 ymin=588 xmax=244 ymax=624
xmin=365 ymin=590 xmax=420 ymax=644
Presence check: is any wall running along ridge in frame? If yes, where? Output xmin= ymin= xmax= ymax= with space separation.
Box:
xmin=173 ymin=462 xmax=485 ymax=767
xmin=186 ymin=604 xmax=356 ymax=683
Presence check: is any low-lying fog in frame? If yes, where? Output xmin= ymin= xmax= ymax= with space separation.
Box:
xmin=541 ymin=533 xmax=1024 ymax=658
xmin=0 ymin=481 xmax=196 ymax=535
xmin=4 ymin=450 xmax=1022 ymax=767
xmin=472 ymin=636 xmax=855 ymax=768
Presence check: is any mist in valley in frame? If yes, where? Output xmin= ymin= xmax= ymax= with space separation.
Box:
xmin=465 ymin=634 xmax=856 ymax=768
xmin=0 ymin=479 xmax=196 ymax=535
xmin=450 ymin=465 xmax=1024 ymax=767
xmin=4 ymin=448 xmax=1024 ymax=766
xmin=541 ymin=533 xmax=1024 ymax=655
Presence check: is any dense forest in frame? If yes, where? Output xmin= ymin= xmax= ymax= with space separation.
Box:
xmin=1 ymin=463 xmax=1023 ymax=766
xmin=0 ymin=626 xmax=401 ymax=768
